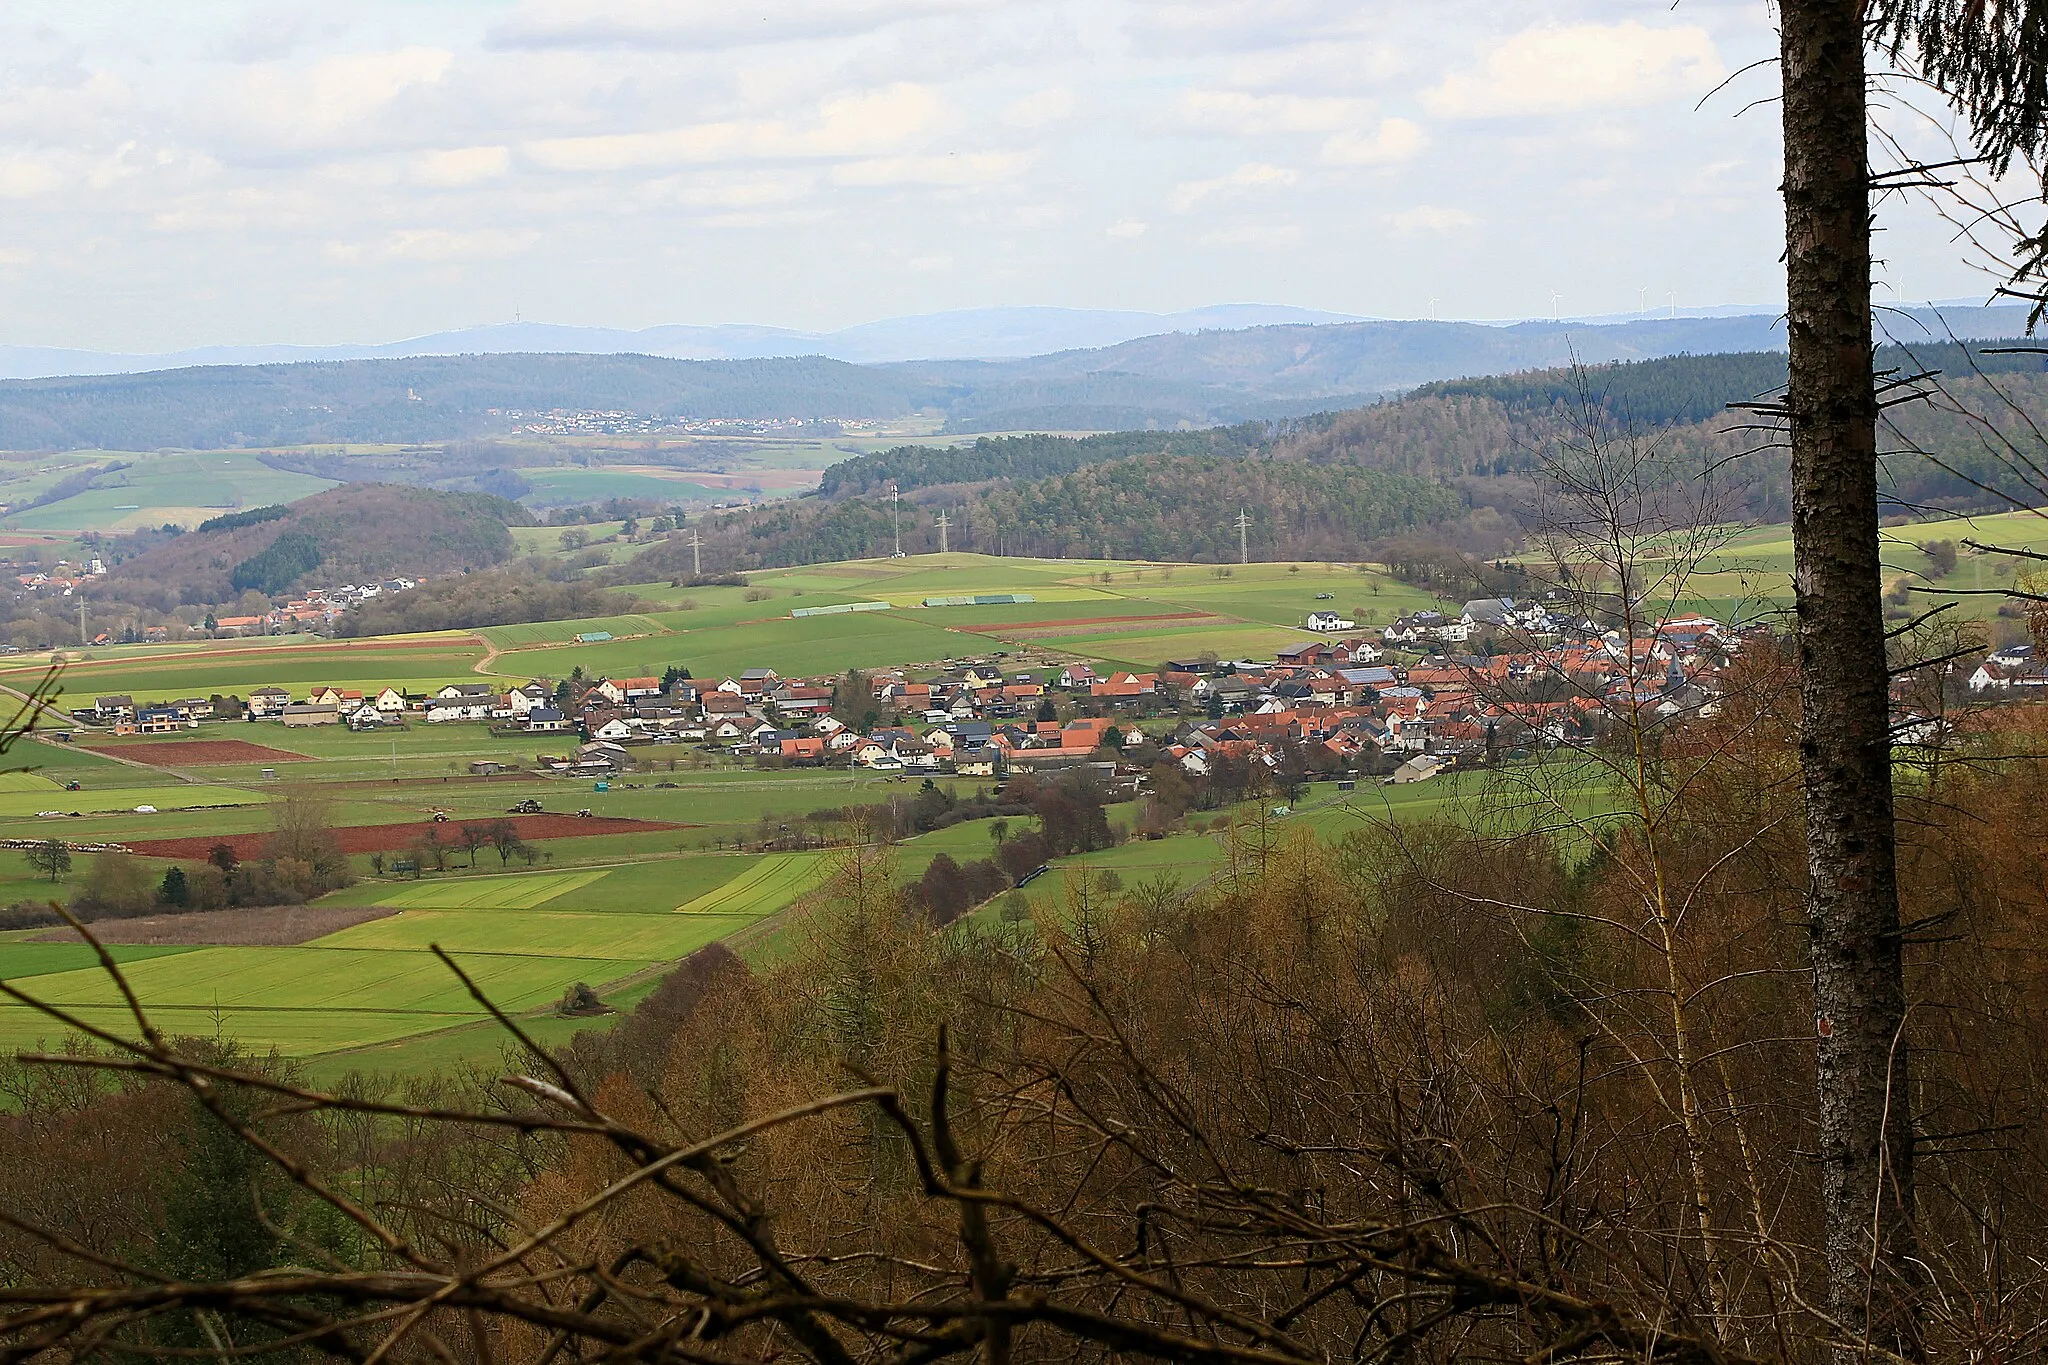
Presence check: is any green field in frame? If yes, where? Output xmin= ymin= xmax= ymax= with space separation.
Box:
xmin=0 ymin=784 xmax=262 ymax=816
xmin=0 ymin=942 xmax=196 ymax=979
xmin=4 ymin=635 xmax=488 ymax=699
xmin=2 ymin=451 xmax=339 ymax=533
xmin=315 ymin=908 xmax=752 ymax=961
xmin=521 ymin=467 xmax=725 ymax=504
xmin=371 ymin=869 xmax=609 ymax=909
xmin=0 ymin=943 xmax=642 ymax=1051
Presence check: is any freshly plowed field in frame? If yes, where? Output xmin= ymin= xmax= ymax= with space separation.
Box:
xmin=83 ymin=740 xmax=313 ymax=765
xmin=126 ymin=814 xmax=688 ymax=859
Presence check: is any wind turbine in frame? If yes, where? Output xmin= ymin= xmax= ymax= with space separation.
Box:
xmin=1549 ymin=291 xmax=1562 ymax=322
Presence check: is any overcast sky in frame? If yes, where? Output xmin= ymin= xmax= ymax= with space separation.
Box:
xmin=0 ymin=1 xmax=2006 ymax=350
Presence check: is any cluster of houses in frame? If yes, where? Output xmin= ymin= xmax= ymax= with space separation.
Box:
xmin=79 ymin=600 xmax=1753 ymax=787
xmin=206 ymin=582 xmax=417 ymax=638
xmin=13 ymin=557 xmax=105 ymax=598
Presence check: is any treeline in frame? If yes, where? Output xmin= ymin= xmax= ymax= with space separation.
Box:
xmin=337 ymin=565 xmax=648 ymax=636
xmin=628 ymin=454 xmax=1466 ymax=570
xmin=816 ymin=422 xmax=1285 ymax=495
xmin=195 ymin=504 xmax=290 ymax=534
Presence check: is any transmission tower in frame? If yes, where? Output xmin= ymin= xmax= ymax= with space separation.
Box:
xmin=935 ymin=509 xmax=949 ymax=554
xmin=892 ymin=487 xmax=902 ymax=557
xmin=1235 ymin=507 xmax=1251 ymax=565
xmin=689 ymin=530 xmax=702 ymax=577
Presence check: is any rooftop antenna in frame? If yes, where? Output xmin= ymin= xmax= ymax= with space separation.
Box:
xmin=688 ymin=529 xmax=702 ymax=577
xmin=1235 ymin=507 xmax=1251 ymax=565
xmin=935 ymin=508 xmax=949 ymax=554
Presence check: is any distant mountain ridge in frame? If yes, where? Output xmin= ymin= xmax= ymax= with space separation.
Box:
xmin=0 ymin=309 xmax=2036 ymax=452
xmin=0 ymin=305 xmax=1368 ymax=380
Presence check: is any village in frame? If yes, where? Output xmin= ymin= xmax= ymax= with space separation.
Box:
xmin=70 ymin=595 xmax=1839 ymax=789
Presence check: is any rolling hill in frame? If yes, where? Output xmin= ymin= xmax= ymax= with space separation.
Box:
xmin=94 ymin=484 xmax=529 ymax=610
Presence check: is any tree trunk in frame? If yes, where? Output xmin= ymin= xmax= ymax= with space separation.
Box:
xmin=1778 ymin=2 xmax=1921 ymax=1355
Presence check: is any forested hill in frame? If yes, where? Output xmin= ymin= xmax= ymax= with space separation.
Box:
xmin=698 ymin=345 xmax=2048 ymax=570
xmin=95 ymin=484 xmax=526 ymax=610
xmin=629 ymin=456 xmax=1465 ymax=570
xmin=1412 ymin=344 xmax=2048 ymax=426
xmin=816 ymin=424 xmax=1294 ymax=496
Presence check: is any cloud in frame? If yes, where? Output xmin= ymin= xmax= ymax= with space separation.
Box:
xmin=1320 ymin=118 xmax=1422 ymax=166
xmin=1387 ymin=205 xmax=1477 ymax=237
xmin=1004 ymin=88 xmax=1076 ymax=129
xmin=1425 ymin=22 xmax=1723 ymax=119
xmin=411 ymin=145 xmax=511 ymax=186
xmin=1124 ymin=1 xmax=1368 ymax=56
xmin=1196 ymin=223 xmax=1302 ymax=250
xmin=1177 ymin=90 xmax=1374 ymax=135
xmin=212 ymin=8 xmax=334 ymax=64
xmin=1106 ymin=218 xmax=1149 ymax=238
xmin=525 ymin=83 xmax=942 ymax=171
xmin=1170 ymin=162 xmax=1296 ymax=212
xmin=0 ymin=155 xmax=64 ymax=198
xmin=675 ymin=174 xmax=813 ymax=208
xmin=488 ymin=0 xmax=985 ymax=51
xmin=333 ymin=228 xmax=541 ymax=263
xmin=830 ymin=152 xmax=1031 ymax=186
xmin=211 ymin=47 xmax=455 ymax=152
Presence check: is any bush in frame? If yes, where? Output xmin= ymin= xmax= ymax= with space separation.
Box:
xmin=0 ymin=899 xmax=62 ymax=930
xmin=71 ymin=854 xmax=159 ymax=919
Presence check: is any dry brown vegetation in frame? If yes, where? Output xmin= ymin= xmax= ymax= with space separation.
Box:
xmin=27 ymin=903 xmax=395 ymax=946
xmin=5 ymin=690 xmax=2048 ymax=1363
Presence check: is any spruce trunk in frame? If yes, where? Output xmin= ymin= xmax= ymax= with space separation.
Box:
xmin=1778 ymin=1 xmax=1920 ymax=1354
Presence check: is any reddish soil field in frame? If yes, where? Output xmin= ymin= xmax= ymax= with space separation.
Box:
xmin=126 ymin=813 xmax=689 ymax=860
xmin=83 ymin=739 xmax=313 ymax=765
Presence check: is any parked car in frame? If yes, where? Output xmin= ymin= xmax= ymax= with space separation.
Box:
xmin=133 ymin=805 xmax=157 ymax=814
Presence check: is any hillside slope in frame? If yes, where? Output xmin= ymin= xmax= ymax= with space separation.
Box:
xmin=95 ymin=484 xmax=527 ymax=609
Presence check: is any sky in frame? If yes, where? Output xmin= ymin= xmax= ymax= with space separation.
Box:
xmin=0 ymin=0 xmax=2012 ymax=351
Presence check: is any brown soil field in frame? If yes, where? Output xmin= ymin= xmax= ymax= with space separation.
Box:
xmin=126 ymin=813 xmax=689 ymax=860
xmin=83 ymin=739 xmax=313 ymax=765
xmin=32 ymin=904 xmax=396 ymax=947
